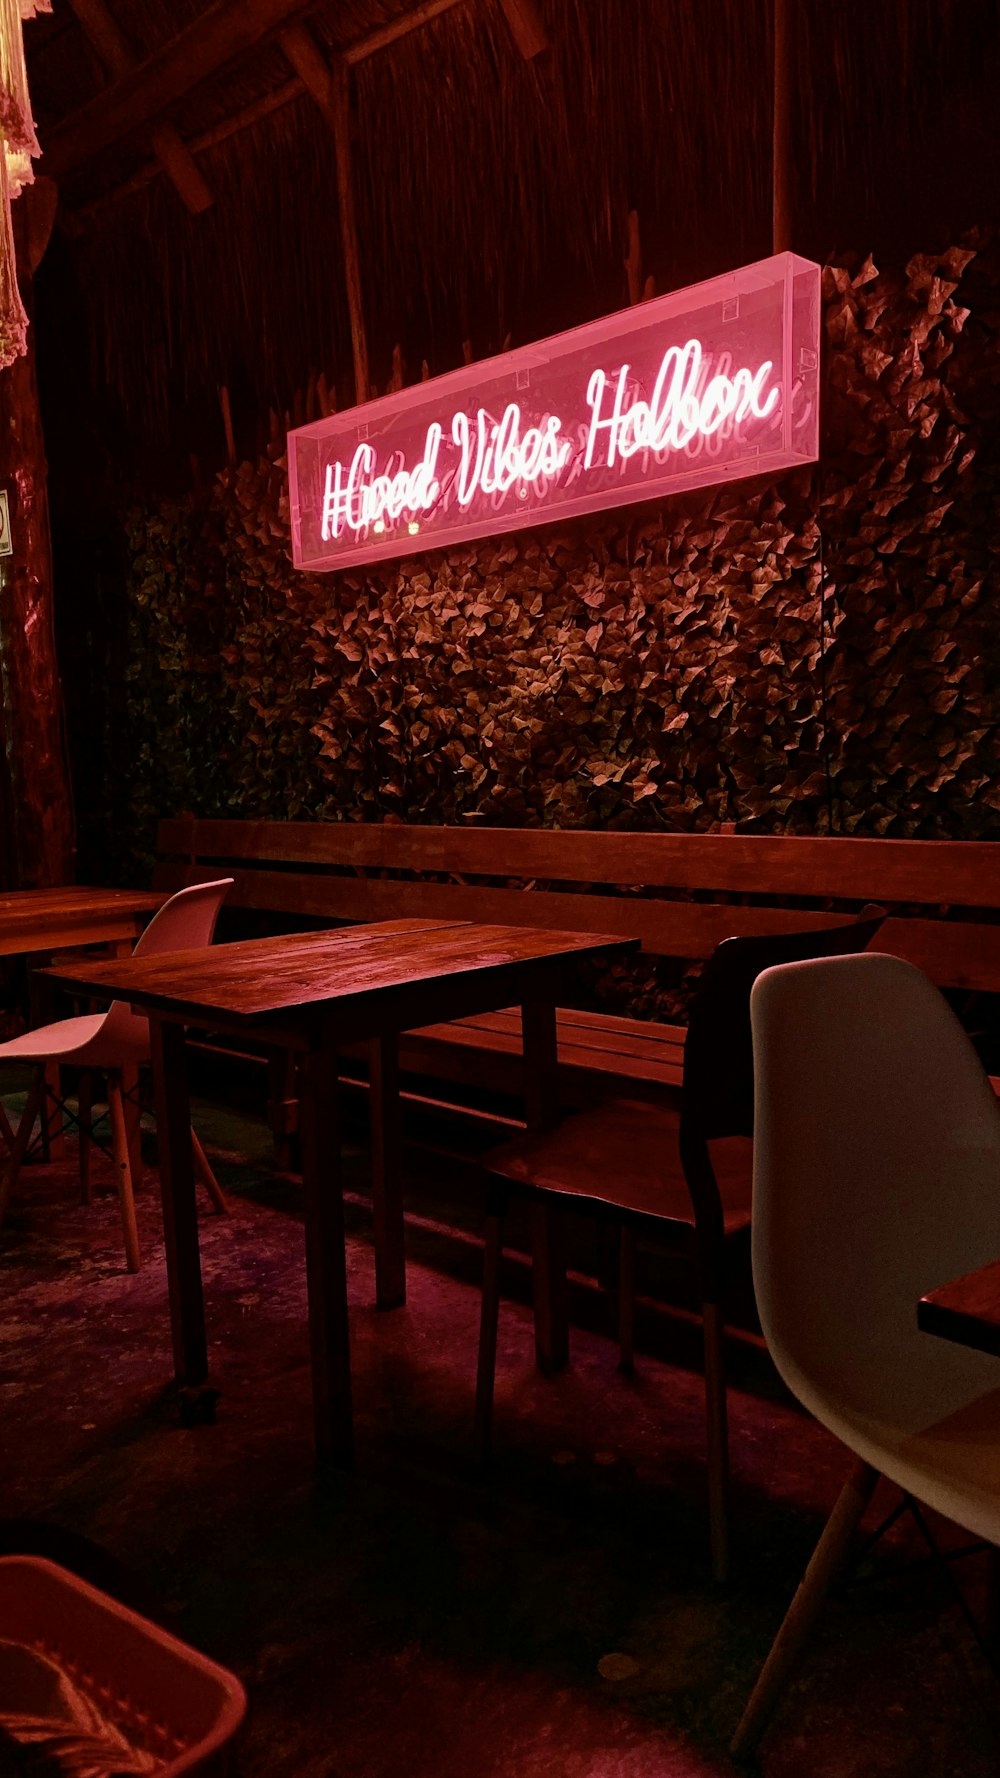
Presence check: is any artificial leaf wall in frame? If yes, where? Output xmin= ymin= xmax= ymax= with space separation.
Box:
xmin=95 ymin=241 xmax=999 ymax=889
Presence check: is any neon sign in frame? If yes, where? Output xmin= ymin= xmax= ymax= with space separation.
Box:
xmin=289 ymin=252 xmax=820 ymax=573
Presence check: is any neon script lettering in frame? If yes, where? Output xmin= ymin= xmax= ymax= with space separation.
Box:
xmin=290 ymin=254 xmax=823 ymax=571
xmin=584 ymin=340 xmax=778 ymax=469
xmin=320 ymin=340 xmax=777 ymax=544
xmin=322 ymin=405 xmax=570 ymax=540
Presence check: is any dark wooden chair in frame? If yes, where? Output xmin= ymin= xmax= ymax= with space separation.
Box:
xmin=473 ymin=912 xmax=886 ymax=1583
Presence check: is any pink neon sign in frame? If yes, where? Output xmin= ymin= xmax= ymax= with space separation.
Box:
xmin=289 ymin=252 xmax=820 ymax=573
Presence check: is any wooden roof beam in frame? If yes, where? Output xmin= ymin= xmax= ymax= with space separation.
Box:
xmin=280 ymin=23 xmax=369 ymax=406
xmin=344 ymin=0 xmax=466 ymax=64
xmin=64 ymin=0 xmax=548 ymax=226
xmin=41 ymin=0 xmax=318 ymax=181
xmin=497 ymin=0 xmax=548 ymax=60
xmin=65 ymin=0 xmax=213 ymax=213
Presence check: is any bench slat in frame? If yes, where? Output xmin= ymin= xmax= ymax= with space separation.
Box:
xmin=157 ymin=862 xmax=873 ymax=960
xmin=156 ymin=819 xmax=1000 ymax=1136
xmin=157 ymin=817 xmax=1000 ymax=908
xmin=419 ymin=1009 xmax=683 ymax=1059
xmin=400 ymin=1024 xmax=684 ymax=1096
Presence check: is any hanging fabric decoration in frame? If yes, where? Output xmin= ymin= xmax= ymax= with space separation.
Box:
xmin=0 ymin=0 xmax=49 ymax=369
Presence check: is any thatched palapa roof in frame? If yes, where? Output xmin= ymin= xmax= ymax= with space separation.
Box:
xmin=23 ymin=0 xmax=1000 ymax=464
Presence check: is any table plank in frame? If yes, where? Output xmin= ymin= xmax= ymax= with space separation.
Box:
xmin=39 ymin=922 xmax=638 ymax=1029
xmin=0 ymin=887 xmax=163 ymax=956
xmin=918 ymin=1258 xmax=1000 ymax=1359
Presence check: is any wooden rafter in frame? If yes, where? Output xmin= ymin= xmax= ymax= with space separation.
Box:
xmin=497 ymin=0 xmax=548 ymax=60
xmin=343 ymin=0 xmax=466 ymax=64
xmin=49 ymin=0 xmax=552 ymax=198
xmin=280 ymin=22 xmax=369 ymax=405
xmin=772 ymin=0 xmax=793 ymax=252
xmin=66 ymin=0 xmax=213 ymax=213
xmin=41 ymin=0 xmax=319 ymax=180
xmin=61 ymin=0 xmax=555 ymax=236
xmin=69 ymin=0 xmax=472 ymax=223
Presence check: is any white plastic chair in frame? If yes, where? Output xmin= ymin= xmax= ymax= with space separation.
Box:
xmin=731 ymin=952 xmax=1000 ymax=1758
xmin=0 ymin=880 xmax=234 ymax=1273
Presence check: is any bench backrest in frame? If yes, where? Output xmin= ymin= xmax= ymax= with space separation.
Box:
xmin=154 ymin=818 xmax=1000 ymax=993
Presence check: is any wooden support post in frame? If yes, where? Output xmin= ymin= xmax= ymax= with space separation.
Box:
xmin=66 ymin=0 xmax=213 ymax=214
xmin=280 ymin=23 xmax=370 ymax=406
xmin=624 ymin=209 xmax=642 ymax=305
xmin=0 ymin=203 xmax=74 ymax=891
xmin=772 ymin=0 xmax=793 ymax=253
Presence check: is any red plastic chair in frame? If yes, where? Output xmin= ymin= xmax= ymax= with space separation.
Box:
xmin=0 ymin=1555 xmax=246 ymax=1774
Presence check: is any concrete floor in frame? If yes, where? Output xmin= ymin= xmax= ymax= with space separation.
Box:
xmin=0 ymin=1080 xmax=997 ymax=1778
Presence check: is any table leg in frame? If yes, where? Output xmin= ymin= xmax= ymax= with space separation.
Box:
xmin=368 ymin=1034 xmax=405 ymax=1310
xmin=149 ymin=1018 xmax=208 ymax=1394
xmin=521 ymin=999 xmax=569 ymax=1373
xmin=297 ymin=1041 xmax=354 ymax=1465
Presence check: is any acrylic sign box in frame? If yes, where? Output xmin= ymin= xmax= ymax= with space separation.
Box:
xmin=288 ymin=251 xmax=821 ymax=573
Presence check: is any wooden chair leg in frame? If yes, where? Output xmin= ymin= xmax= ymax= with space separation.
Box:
xmin=40 ymin=1060 xmax=66 ymax=1160
xmin=77 ymin=1068 xmax=94 ymax=1203
xmin=190 ymin=1127 xmax=229 ymax=1215
xmin=703 ymin=1299 xmax=730 ymax=1585
xmin=0 ymin=1100 xmax=15 ymax=1151
xmin=618 ymin=1224 xmax=636 ymax=1372
xmin=0 ymin=1070 xmax=43 ymax=1227
xmin=475 ymin=1207 xmax=505 ymax=1465
xmin=120 ymin=1062 xmax=143 ymax=1194
xmin=107 ymin=1073 xmax=141 ymax=1273
xmin=985 ymin=1544 xmax=1000 ymax=1641
xmin=729 ymin=1458 xmax=880 ymax=1761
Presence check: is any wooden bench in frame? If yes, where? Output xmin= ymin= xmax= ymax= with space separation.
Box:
xmin=155 ymin=818 xmax=1000 ymax=1122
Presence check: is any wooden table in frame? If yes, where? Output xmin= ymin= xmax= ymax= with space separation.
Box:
xmin=0 ymin=886 xmax=163 ymax=958
xmin=0 ymin=886 xmax=164 ymax=1157
xmin=918 ymin=1258 xmax=1000 ymax=1359
xmin=41 ymin=917 xmax=638 ymax=1461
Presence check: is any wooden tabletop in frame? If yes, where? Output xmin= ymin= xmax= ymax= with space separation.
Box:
xmin=918 ymin=1258 xmax=1000 ymax=1360
xmin=0 ymin=885 xmax=164 ymax=956
xmin=39 ymin=918 xmax=639 ymax=1040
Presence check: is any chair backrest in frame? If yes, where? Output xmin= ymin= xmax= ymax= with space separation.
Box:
xmin=681 ymin=910 xmax=886 ymax=1147
xmin=132 ymin=879 xmax=234 ymax=959
xmin=749 ymin=951 xmax=1000 ymax=1439
xmin=98 ymin=880 xmax=234 ymax=1059
xmin=676 ymin=912 xmax=884 ymax=1289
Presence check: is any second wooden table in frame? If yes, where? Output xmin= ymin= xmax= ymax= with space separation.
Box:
xmin=42 ymin=917 xmax=638 ymax=1461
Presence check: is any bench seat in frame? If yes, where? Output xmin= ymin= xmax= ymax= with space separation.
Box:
xmin=154 ymin=817 xmax=1000 ymax=1195
xmin=402 ymin=1005 xmax=685 ymax=1103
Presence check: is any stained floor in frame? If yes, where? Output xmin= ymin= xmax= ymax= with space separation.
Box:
xmin=0 ymin=1078 xmax=997 ymax=1778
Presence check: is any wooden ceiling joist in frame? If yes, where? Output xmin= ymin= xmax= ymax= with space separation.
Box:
xmin=59 ymin=0 xmax=554 ymax=227
xmin=66 ymin=0 xmax=213 ymax=213
xmin=280 ymin=23 xmax=369 ymax=406
xmin=343 ymin=0 xmax=465 ymax=65
xmin=41 ymin=0 xmax=318 ymax=181
xmin=497 ymin=0 xmax=548 ymax=61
